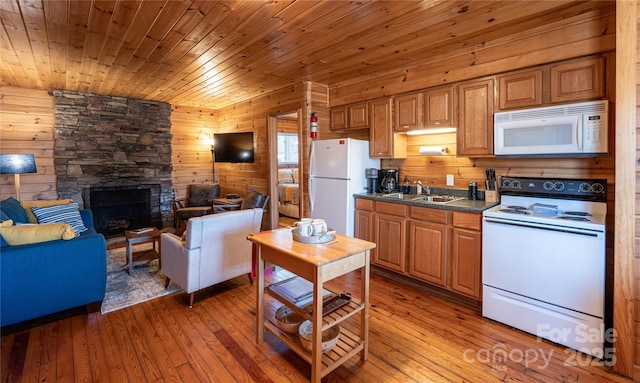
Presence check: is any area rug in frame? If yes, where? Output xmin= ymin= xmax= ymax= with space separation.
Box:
xmin=101 ymin=244 xmax=180 ymax=314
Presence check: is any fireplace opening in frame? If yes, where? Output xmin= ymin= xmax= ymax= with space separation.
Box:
xmin=84 ymin=185 xmax=161 ymax=238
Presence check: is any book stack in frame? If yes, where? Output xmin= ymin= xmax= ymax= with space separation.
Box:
xmin=269 ymin=277 xmax=332 ymax=308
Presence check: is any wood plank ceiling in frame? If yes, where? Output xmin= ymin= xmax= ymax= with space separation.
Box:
xmin=0 ymin=0 xmax=612 ymax=110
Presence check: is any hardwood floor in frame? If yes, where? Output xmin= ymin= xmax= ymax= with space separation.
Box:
xmin=1 ymin=268 xmax=631 ymax=383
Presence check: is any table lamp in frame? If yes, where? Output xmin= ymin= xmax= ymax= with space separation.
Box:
xmin=0 ymin=154 xmax=37 ymax=200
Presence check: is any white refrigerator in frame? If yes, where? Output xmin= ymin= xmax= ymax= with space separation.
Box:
xmin=309 ymin=138 xmax=380 ymax=237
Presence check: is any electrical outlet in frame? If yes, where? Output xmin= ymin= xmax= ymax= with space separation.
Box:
xmin=446 ymin=174 xmax=454 ymax=186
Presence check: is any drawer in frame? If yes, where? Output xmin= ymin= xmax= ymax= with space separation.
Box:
xmin=355 ymin=198 xmax=374 ymax=211
xmin=410 ymin=206 xmax=450 ymax=224
xmin=453 ymin=211 xmax=481 ymax=230
xmin=375 ymin=201 xmax=408 ymax=216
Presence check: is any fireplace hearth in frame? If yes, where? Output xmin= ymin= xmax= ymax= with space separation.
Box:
xmin=84 ymin=185 xmax=162 ymax=238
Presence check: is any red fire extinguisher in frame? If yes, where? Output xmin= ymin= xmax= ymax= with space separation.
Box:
xmin=310 ymin=112 xmax=318 ymax=138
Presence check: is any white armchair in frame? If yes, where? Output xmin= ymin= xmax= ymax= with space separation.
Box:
xmin=160 ymin=208 xmax=263 ymax=307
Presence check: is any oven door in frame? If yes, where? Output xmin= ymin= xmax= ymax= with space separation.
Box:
xmin=482 ymin=216 xmax=606 ymax=356
xmin=482 ymin=216 xmax=605 ymax=317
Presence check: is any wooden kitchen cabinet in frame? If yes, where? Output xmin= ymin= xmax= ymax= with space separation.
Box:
xmin=457 ymin=78 xmax=494 ymax=157
xmin=329 ymin=102 xmax=368 ymax=130
xmin=550 ymin=57 xmax=604 ymax=103
xmin=450 ymin=212 xmax=482 ymax=299
xmin=497 ymin=69 xmax=542 ymax=110
xmin=369 ymin=98 xmax=407 ymax=159
xmin=425 ymin=85 xmax=455 ymax=127
xmin=354 ymin=198 xmax=374 ymax=242
xmin=329 ymin=106 xmax=347 ymax=130
xmin=348 ymin=102 xmax=369 ymax=129
xmin=372 ymin=201 xmax=407 ymax=273
xmin=408 ymin=206 xmax=450 ymax=287
xmin=394 ymin=92 xmax=424 ymax=132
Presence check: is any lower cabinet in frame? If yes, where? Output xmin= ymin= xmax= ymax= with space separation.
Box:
xmin=354 ymin=199 xmax=374 ymax=242
xmin=371 ymin=201 xmax=407 ymax=273
xmin=450 ymin=212 xmax=482 ymax=299
xmin=357 ymin=198 xmax=483 ymax=301
xmin=408 ymin=207 xmax=450 ymax=287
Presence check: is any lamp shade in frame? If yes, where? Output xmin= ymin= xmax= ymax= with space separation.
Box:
xmin=0 ymin=154 xmax=37 ymax=175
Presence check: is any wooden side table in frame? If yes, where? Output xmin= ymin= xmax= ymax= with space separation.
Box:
xmin=124 ymin=227 xmax=162 ymax=275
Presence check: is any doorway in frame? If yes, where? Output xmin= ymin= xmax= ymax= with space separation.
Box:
xmin=267 ymin=110 xmax=302 ymax=229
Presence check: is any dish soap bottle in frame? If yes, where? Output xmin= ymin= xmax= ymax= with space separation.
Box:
xmin=402 ymin=176 xmax=411 ymax=194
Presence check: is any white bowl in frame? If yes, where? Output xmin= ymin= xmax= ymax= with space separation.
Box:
xmin=298 ymin=320 xmax=340 ymax=353
xmin=275 ymin=306 xmax=305 ymax=334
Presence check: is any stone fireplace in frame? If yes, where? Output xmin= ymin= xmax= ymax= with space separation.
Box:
xmin=83 ymin=185 xmax=161 ymax=238
xmin=53 ymin=90 xmax=173 ymax=235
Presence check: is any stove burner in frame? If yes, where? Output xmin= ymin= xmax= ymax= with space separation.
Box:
xmin=500 ymin=208 xmax=531 ymax=215
xmin=506 ymin=205 xmax=527 ymax=210
xmin=564 ymin=211 xmax=591 ymax=217
xmin=558 ymin=215 xmax=590 ymax=221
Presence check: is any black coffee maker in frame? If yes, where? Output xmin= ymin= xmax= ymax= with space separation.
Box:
xmin=365 ymin=168 xmax=379 ymax=193
xmin=378 ymin=169 xmax=399 ymax=193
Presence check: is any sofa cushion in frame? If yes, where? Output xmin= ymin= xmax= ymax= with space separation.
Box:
xmin=0 ymin=223 xmax=76 ymax=246
xmin=21 ymin=199 xmax=73 ymax=223
xmin=1 ymin=197 xmax=29 ymax=224
xmin=1 ymin=209 xmax=11 ymax=223
xmin=31 ymin=202 xmax=88 ymax=235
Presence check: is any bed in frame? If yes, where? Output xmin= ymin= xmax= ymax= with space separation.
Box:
xmin=278 ymin=168 xmax=300 ymax=218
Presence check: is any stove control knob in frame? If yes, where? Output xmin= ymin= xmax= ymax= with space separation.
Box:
xmin=553 ymin=182 xmax=565 ymax=191
xmin=543 ymin=181 xmax=554 ymax=191
xmin=579 ymin=183 xmax=592 ymax=193
xmin=591 ymin=183 xmax=605 ymax=193
xmin=511 ymin=180 xmax=521 ymax=189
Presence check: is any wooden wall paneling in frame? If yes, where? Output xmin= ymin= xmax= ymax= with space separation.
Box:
xmin=616 ymin=0 xmax=637 ymax=378
xmin=329 ymin=6 xmax=615 ymax=106
xmin=0 ymin=86 xmax=56 ymax=201
xmin=214 ymin=82 xmax=306 ymax=220
xmin=170 ymin=105 xmax=217 ymax=201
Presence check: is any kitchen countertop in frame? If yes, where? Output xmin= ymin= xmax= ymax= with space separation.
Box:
xmin=354 ymin=189 xmax=499 ymax=213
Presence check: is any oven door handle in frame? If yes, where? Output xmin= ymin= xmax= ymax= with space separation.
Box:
xmin=483 ymin=217 xmax=601 ymax=237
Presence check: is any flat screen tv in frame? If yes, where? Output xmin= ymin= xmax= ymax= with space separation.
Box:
xmin=214 ymin=132 xmax=255 ymax=163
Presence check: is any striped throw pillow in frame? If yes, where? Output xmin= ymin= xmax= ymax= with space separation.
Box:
xmin=31 ymin=202 xmax=88 ymax=235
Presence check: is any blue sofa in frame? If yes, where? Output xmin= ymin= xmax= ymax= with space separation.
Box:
xmin=1 ymin=210 xmax=107 ymax=327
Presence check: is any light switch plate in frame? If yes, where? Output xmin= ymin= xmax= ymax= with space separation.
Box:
xmin=446 ymin=174 xmax=454 ymax=186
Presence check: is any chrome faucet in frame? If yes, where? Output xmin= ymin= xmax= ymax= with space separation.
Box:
xmin=424 ymin=181 xmax=430 ymax=195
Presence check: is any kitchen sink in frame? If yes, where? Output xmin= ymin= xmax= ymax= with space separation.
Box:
xmin=411 ymin=195 xmax=463 ymax=203
xmin=380 ymin=193 xmax=463 ymax=203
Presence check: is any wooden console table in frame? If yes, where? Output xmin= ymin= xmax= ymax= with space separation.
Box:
xmin=248 ymin=228 xmax=375 ymax=382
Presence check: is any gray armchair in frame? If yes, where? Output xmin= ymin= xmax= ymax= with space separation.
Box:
xmin=173 ymin=183 xmax=220 ymax=231
xmin=240 ymin=188 xmax=269 ymax=210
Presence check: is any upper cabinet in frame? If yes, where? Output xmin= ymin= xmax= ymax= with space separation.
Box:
xmin=329 ymin=102 xmax=368 ymax=130
xmin=457 ymin=78 xmax=494 ymax=157
xmin=425 ymin=85 xmax=455 ymax=127
xmin=369 ymin=98 xmax=406 ymax=159
xmin=550 ymin=57 xmax=604 ymax=103
xmin=348 ymin=102 xmax=369 ymax=129
xmin=394 ymin=92 xmax=424 ymax=132
xmin=329 ymin=107 xmax=347 ymax=130
xmin=497 ymin=69 xmax=542 ymax=110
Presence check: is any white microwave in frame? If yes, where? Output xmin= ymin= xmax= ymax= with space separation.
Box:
xmin=494 ymin=100 xmax=608 ymax=157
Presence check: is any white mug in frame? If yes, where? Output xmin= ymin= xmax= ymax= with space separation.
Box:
xmin=311 ymin=219 xmax=327 ymax=235
xmin=296 ymin=221 xmax=313 ymax=236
